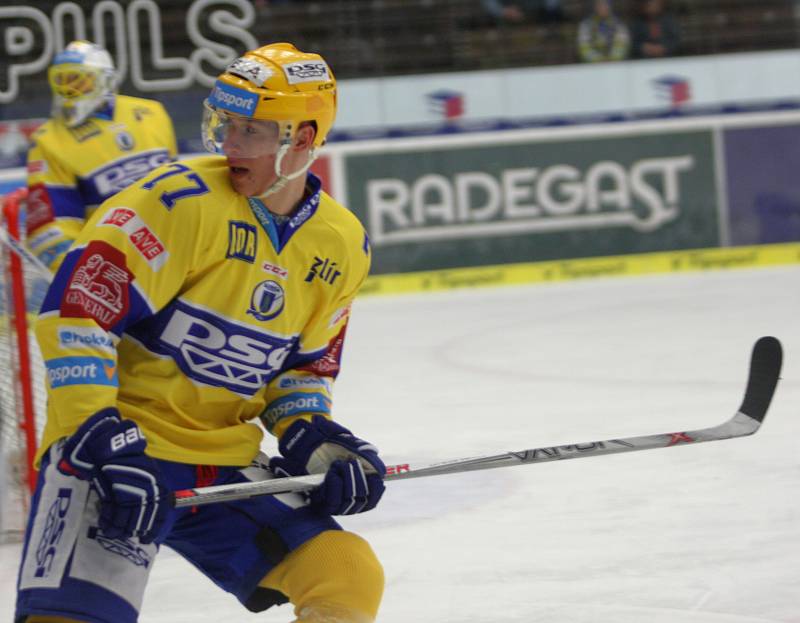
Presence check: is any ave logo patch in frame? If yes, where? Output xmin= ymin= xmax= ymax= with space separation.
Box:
xmin=100 ymin=208 xmax=168 ymax=271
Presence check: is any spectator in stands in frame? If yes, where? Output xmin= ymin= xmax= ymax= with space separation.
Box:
xmin=577 ymin=0 xmax=631 ymax=62
xmin=481 ymin=0 xmax=565 ymax=25
xmin=630 ymin=0 xmax=681 ymax=59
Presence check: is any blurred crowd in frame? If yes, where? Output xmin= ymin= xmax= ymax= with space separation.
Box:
xmin=481 ymin=0 xmax=680 ymax=63
xmin=243 ymin=0 xmax=800 ymax=79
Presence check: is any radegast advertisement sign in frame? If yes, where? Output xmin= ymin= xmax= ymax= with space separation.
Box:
xmin=345 ymin=130 xmax=719 ymax=274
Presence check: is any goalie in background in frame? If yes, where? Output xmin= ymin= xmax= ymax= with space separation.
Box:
xmin=24 ymin=40 xmax=177 ymax=272
xmin=15 ymin=42 xmax=385 ymax=623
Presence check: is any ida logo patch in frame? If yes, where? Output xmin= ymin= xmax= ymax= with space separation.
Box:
xmin=227 ymin=221 xmax=257 ymax=263
xmin=61 ymin=241 xmax=132 ymax=330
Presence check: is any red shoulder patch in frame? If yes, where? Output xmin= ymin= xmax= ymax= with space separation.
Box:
xmin=61 ymin=241 xmax=133 ymax=330
xmin=26 ymin=183 xmax=54 ymax=234
xmin=298 ymin=323 xmax=348 ymax=378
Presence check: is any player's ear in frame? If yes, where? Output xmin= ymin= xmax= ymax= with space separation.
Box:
xmin=294 ymin=122 xmax=317 ymax=150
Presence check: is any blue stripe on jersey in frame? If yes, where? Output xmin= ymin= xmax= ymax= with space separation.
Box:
xmin=281 ymin=344 xmax=327 ymax=371
xmin=77 ymin=149 xmax=173 ymax=206
xmin=45 ymin=186 xmax=85 ymax=219
xmin=41 ymin=249 xmax=81 ymax=313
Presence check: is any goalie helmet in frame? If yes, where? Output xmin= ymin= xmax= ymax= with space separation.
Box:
xmin=202 ymin=42 xmax=337 ymax=156
xmin=48 ymin=40 xmax=117 ymax=128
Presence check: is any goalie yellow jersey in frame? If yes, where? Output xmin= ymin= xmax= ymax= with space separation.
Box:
xmin=35 ymin=156 xmax=371 ymax=466
xmin=25 ymin=94 xmax=177 ymax=271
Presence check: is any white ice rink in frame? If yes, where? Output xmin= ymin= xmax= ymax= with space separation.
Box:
xmin=2 ymin=265 xmax=798 ymax=622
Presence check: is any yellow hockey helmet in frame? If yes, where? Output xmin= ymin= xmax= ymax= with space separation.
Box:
xmin=202 ymin=42 xmax=336 ymax=155
xmin=48 ymin=40 xmax=117 ymax=127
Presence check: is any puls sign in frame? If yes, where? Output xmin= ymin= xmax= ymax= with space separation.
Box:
xmin=0 ymin=0 xmax=258 ymax=103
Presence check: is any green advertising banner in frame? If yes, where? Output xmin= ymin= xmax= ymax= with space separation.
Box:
xmin=344 ymin=130 xmax=720 ymax=274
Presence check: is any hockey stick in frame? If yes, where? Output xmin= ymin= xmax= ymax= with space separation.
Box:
xmin=172 ymin=336 xmax=782 ymax=508
xmin=0 ymin=225 xmax=53 ymax=282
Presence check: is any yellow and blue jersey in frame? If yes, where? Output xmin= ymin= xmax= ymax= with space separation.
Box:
xmin=35 ymin=156 xmax=371 ymax=467
xmin=25 ymin=94 xmax=177 ymax=271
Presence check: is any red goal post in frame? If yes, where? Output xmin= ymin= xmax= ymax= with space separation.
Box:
xmin=0 ymin=187 xmax=49 ymax=543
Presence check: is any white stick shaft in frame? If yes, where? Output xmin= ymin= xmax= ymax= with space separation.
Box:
xmin=0 ymin=225 xmax=53 ymax=281
xmin=171 ymin=411 xmax=760 ymax=508
xmin=171 ymin=336 xmax=781 ymax=509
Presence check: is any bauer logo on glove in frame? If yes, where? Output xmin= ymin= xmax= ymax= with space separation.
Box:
xmin=57 ymin=407 xmax=168 ymax=544
xmin=270 ymin=416 xmax=386 ymax=516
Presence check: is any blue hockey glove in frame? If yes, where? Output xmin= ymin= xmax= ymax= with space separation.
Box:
xmin=269 ymin=416 xmax=386 ymax=515
xmin=58 ymin=408 xmax=168 ymax=544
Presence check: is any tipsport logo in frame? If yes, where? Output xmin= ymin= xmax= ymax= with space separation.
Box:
xmin=46 ymin=356 xmax=118 ymax=388
xmin=261 ymin=392 xmax=331 ymax=430
xmin=209 ymin=82 xmax=258 ymax=117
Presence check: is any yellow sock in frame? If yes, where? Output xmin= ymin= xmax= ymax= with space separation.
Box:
xmin=261 ymin=530 xmax=384 ymax=622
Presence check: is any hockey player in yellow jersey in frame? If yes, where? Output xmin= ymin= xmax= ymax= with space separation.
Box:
xmin=16 ymin=44 xmax=384 ymax=623
xmin=25 ymin=40 xmax=177 ymax=271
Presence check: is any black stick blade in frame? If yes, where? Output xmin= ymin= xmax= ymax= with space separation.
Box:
xmin=738 ymin=336 xmax=782 ymax=423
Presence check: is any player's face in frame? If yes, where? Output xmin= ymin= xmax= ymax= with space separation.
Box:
xmin=225 ymin=124 xmax=316 ymax=197
xmin=226 ymin=150 xmax=280 ymax=197
xmin=202 ymin=104 xmax=288 ymax=196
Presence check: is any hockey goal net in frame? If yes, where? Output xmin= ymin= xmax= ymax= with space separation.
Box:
xmin=0 ymin=187 xmax=49 ymax=543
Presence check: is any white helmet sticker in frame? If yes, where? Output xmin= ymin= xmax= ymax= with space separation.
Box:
xmin=282 ymin=61 xmax=331 ymax=84
xmin=227 ymin=57 xmax=272 ymax=86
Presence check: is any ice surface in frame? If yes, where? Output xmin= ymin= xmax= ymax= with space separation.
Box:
xmin=2 ymin=266 xmax=798 ymax=622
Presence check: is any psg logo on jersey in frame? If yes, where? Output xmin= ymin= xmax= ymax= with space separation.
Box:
xmin=247 ymin=280 xmax=285 ymax=321
xmin=115 ymin=130 xmax=135 ymax=151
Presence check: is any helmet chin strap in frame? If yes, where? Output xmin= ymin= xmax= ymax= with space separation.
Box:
xmin=255 ymin=144 xmax=319 ymax=200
